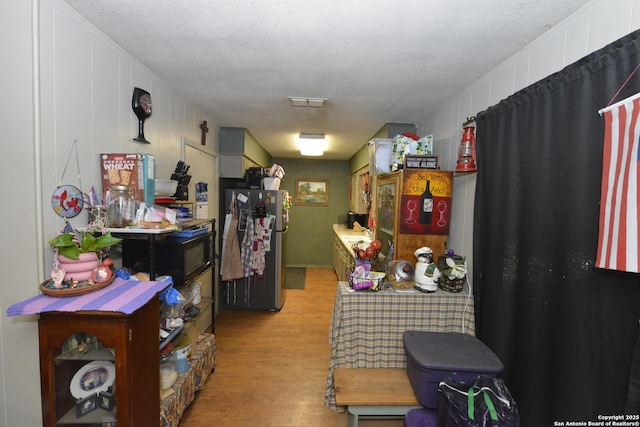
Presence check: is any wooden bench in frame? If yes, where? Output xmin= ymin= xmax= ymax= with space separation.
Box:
xmin=334 ymin=368 xmax=423 ymax=427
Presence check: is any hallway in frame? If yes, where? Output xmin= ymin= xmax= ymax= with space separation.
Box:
xmin=178 ymin=267 xmax=403 ymax=426
xmin=179 ymin=267 xmax=341 ymax=426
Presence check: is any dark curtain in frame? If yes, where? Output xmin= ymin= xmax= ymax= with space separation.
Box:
xmin=474 ymin=30 xmax=640 ymax=424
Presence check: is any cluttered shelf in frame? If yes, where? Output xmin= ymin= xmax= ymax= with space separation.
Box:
xmin=100 ymin=218 xmax=212 ymax=236
xmin=160 ymin=332 xmax=216 ymax=427
xmin=160 ymin=296 xmax=213 ymax=351
xmin=116 ymin=217 xmax=215 ymax=285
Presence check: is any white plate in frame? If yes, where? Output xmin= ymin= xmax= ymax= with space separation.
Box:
xmin=70 ymin=360 xmax=115 ymax=399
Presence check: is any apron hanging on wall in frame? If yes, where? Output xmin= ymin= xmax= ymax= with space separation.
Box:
xmin=221 ymin=192 xmax=244 ymax=281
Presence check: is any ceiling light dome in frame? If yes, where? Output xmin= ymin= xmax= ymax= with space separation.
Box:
xmin=299 ymin=133 xmax=325 ymax=156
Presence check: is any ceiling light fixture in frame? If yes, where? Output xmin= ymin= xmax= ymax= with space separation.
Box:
xmin=288 ymin=97 xmax=327 ymax=108
xmin=299 ymin=133 xmax=325 ymax=139
xmin=299 ymin=133 xmax=326 ymax=156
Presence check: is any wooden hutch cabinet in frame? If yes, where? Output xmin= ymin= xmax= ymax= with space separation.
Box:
xmin=38 ymin=295 xmax=161 ymax=426
xmin=375 ymin=170 xmax=452 ymax=262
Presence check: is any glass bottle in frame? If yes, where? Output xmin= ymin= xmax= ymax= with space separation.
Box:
xmin=419 ymin=180 xmax=433 ymax=225
xmin=106 ymin=185 xmax=136 ymax=228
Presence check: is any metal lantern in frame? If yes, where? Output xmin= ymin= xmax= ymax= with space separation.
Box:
xmin=456 ymin=120 xmax=477 ymax=172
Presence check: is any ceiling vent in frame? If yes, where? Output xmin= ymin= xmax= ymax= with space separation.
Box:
xmin=288 ymin=97 xmax=327 ymax=108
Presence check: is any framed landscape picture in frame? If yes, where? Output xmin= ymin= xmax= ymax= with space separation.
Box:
xmin=295 ymin=179 xmax=328 ymax=206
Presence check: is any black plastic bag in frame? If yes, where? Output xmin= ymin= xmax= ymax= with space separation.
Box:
xmin=438 ymin=375 xmax=520 ymax=426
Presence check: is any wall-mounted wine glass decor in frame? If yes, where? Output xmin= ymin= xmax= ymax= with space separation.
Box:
xmin=131 ymin=87 xmax=152 ymax=143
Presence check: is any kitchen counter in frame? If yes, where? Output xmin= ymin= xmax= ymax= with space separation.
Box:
xmin=332 ymin=224 xmax=383 ymax=281
xmin=332 ymin=224 xmax=372 ymax=253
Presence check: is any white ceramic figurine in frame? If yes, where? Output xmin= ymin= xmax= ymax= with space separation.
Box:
xmin=414 ymin=247 xmax=440 ymax=293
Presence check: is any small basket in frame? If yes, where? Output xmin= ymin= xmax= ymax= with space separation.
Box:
xmin=437 ymin=254 xmax=466 ymax=292
xmin=346 ymin=268 xmax=385 ymax=291
xmin=351 ymin=245 xmax=383 ymax=271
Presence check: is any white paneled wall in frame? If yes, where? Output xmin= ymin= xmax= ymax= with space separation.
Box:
xmin=0 ymin=0 xmax=218 ymax=425
xmin=416 ymin=0 xmax=640 ymax=283
xmin=38 ymin=0 xmax=220 ymax=276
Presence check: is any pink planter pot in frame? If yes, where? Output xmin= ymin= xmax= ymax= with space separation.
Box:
xmin=58 ymin=253 xmax=99 ymax=281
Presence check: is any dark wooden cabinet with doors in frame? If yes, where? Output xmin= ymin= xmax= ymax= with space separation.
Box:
xmin=38 ymin=295 xmax=161 ymax=426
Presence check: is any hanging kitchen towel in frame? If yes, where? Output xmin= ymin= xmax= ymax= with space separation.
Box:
xmin=221 ymin=193 xmax=244 ymax=281
xmin=240 ymin=204 xmax=255 ymax=277
xmin=220 ymin=192 xmax=233 ymax=270
xmin=220 ymin=204 xmax=233 ymax=266
xmin=251 ymin=239 xmax=266 ymax=277
xmin=251 ymin=217 xmax=266 ymax=277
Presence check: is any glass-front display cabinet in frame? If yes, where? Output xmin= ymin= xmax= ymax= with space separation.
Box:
xmin=375 ymin=170 xmax=449 ymax=262
xmin=38 ymin=298 xmax=160 ymax=426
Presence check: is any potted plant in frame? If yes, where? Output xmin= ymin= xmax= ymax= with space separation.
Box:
xmin=48 ymin=229 xmax=121 ymax=260
xmin=48 ymin=226 xmax=122 ymax=284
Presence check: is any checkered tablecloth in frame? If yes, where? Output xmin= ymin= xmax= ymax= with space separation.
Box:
xmin=324 ymin=281 xmax=475 ymax=411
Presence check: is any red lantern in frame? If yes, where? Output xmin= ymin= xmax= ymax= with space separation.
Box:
xmin=456 ymin=124 xmax=477 ymax=172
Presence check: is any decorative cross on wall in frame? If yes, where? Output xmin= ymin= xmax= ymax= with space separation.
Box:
xmin=200 ymin=121 xmax=209 ymax=146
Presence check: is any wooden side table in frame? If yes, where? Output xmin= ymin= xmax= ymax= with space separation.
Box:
xmin=38 ymin=296 xmax=161 ymax=426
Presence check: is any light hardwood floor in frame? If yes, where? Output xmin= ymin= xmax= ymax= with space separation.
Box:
xmin=178 ymin=267 xmax=403 ymax=427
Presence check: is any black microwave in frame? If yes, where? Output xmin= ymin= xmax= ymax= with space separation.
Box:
xmin=122 ymin=230 xmax=215 ymax=287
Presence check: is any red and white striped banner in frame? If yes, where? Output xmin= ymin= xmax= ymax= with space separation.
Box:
xmin=596 ymin=93 xmax=640 ymax=273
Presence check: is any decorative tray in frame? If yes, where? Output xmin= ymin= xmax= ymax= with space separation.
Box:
xmin=170 ymin=227 xmax=209 ymax=238
xmin=40 ymin=275 xmax=115 ymax=297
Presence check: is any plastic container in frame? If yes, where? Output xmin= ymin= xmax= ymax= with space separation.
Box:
xmin=155 ymin=179 xmax=178 ymax=196
xmin=160 ymin=350 xmax=178 ymax=390
xmin=159 ymin=363 xmax=177 ymax=390
xmin=403 ymin=331 xmax=503 ymax=408
xmin=405 ymin=407 xmax=438 ymax=427
xmin=263 ymin=177 xmax=281 ymax=190
xmin=174 ymin=333 xmax=191 ymax=374
xmin=106 ymin=185 xmax=136 ymax=227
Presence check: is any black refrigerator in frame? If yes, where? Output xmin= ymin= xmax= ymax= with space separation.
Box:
xmin=220 ymin=188 xmax=288 ymax=311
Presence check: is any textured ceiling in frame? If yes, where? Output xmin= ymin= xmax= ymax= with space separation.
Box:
xmin=63 ymin=0 xmax=590 ymax=159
